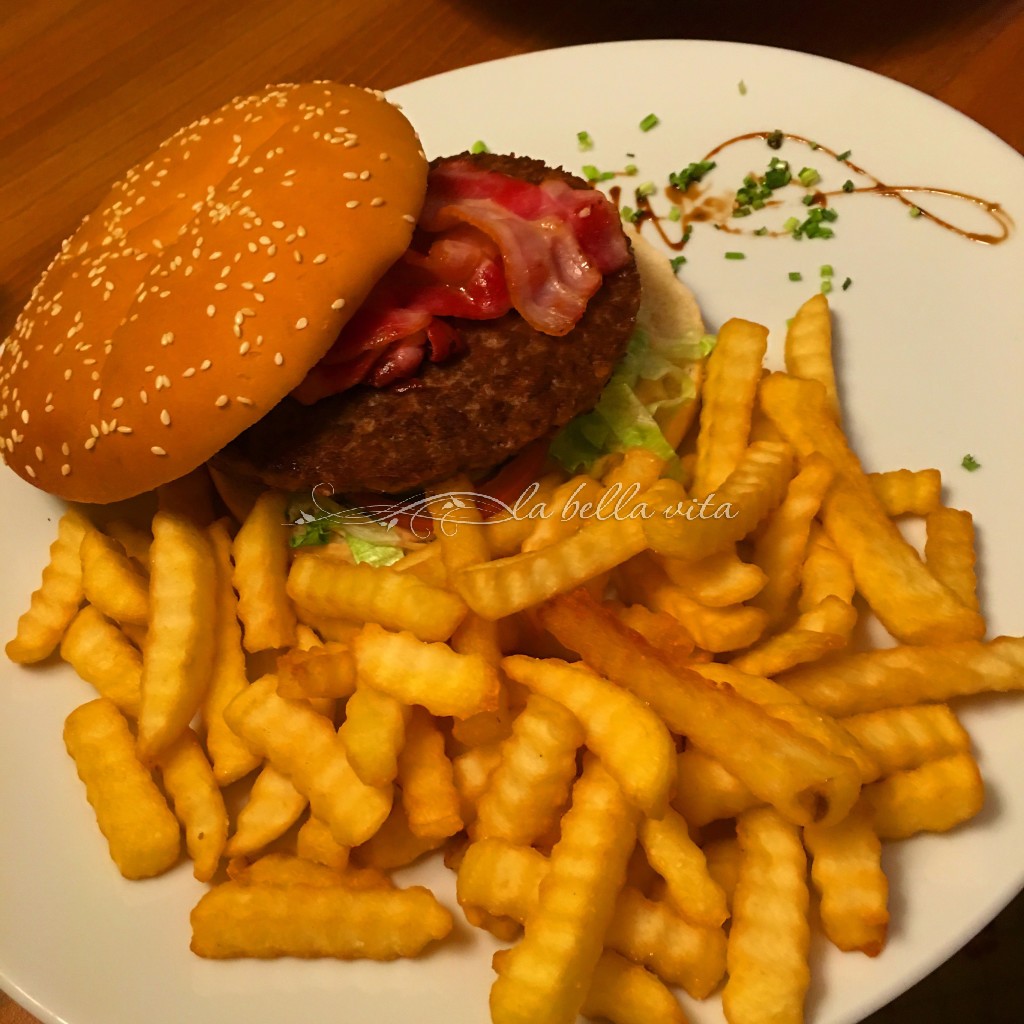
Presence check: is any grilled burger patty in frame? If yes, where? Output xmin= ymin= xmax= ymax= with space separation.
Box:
xmin=216 ymin=153 xmax=641 ymax=496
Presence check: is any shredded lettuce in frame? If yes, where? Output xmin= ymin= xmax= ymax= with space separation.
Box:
xmin=287 ymin=494 xmax=405 ymax=566
xmin=550 ymin=327 xmax=715 ymax=473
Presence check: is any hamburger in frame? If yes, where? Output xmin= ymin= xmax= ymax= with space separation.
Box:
xmin=0 ymin=83 xmax=705 ymax=526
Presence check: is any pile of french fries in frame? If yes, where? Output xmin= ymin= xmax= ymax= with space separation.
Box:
xmin=8 ymin=291 xmax=1024 ymax=1024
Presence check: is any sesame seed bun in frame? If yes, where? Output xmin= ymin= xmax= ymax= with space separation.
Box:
xmin=0 ymin=82 xmax=427 ymax=503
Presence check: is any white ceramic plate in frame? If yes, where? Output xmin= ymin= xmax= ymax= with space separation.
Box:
xmin=2 ymin=39 xmax=1022 ymax=1024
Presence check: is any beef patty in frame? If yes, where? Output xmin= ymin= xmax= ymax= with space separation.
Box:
xmin=215 ymin=153 xmax=641 ymax=495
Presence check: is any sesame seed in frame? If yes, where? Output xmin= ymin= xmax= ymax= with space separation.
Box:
xmin=297 ymin=226 xmax=307 ymax=237
xmin=237 ymin=396 xmax=253 ymax=406
xmin=20 ymin=410 xmax=29 ymax=424
xmin=25 ymin=466 xmax=36 ymax=479
xmin=215 ymin=395 xmax=229 ymax=408
xmin=346 ymin=200 xmax=361 ymax=209
xmin=182 ymin=367 xmax=195 ymax=378
xmin=112 ymin=397 xmax=124 ymax=409
xmin=92 ymin=388 xmax=102 ymax=401
xmin=267 ymin=244 xmax=277 ymax=256
xmin=206 ymin=304 xmax=216 ymax=317
xmin=331 ymin=298 xmax=346 ymax=310
xmin=402 ymin=214 xmax=416 ymax=223
xmin=343 ymin=172 xmax=359 ymax=180
xmin=312 ymin=254 xmax=327 ymax=264
xmin=214 ymin=282 xmax=228 ymax=291
xmin=359 ymin=170 xmax=371 ymax=180
xmin=370 ymin=197 xmax=386 ymax=207
xmin=263 ymin=272 xmax=276 ymax=283
xmin=161 ymin=332 xmax=174 ymax=346
xmin=84 ymin=437 xmax=97 ymax=451
xmin=239 ymin=341 xmax=251 ymax=355
xmin=380 ymin=152 xmax=390 ymax=161
xmin=151 ymin=446 xmax=167 ymax=456
xmin=140 ymin=389 xmax=148 ymax=404
xmin=61 ymin=443 xmax=70 ymax=456
xmin=61 ymin=464 xmax=71 ymax=476
xmin=90 ymin=424 xmax=100 ymax=438
xmin=200 ymin=359 xmax=212 ymax=370
xmin=160 ymin=409 xmax=171 ymax=426
xmin=34 ymin=446 xmax=43 ymax=461
xmin=274 ymin=352 xmax=284 ymax=366
xmin=296 ymin=317 xmax=308 ymax=329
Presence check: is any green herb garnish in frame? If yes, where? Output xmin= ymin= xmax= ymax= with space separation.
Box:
xmin=577 ymin=130 xmax=594 ymax=151
xmin=725 ymin=251 xmax=746 ymax=260
xmin=738 ymin=80 xmax=748 ymax=95
xmin=582 ymin=164 xmax=616 ymax=183
xmin=669 ymin=160 xmax=716 ymax=190
xmin=962 ymin=454 xmax=981 ymax=471
xmin=842 ymin=277 xmax=853 ymax=291
xmin=470 ymin=140 xmax=490 ymax=154
xmin=836 ymin=149 xmax=852 ymax=161
xmin=821 ymin=279 xmax=833 ymax=295
xmin=797 ymin=167 xmax=821 ymax=188
xmin=766 ymin=129 xmax=784 ymax=149
xmin=635 ymin=181 xmax=657 ymax=199
xmin=639 ymin=113 xmax=660 ymax=132
xmin=842 ymin=179 xmax=855 ymax=193
xmin=909 ymin=205 xmax=922 ymax=218
xmin=788 ymin=271 xmax=803 ymax=281
xmin=669 ymin=255 xmax=687 ymax=273
xmin=820 ymin=264 xmax=834 ymax=277
xmin=668 ymin=206 xmax=682 ymax=222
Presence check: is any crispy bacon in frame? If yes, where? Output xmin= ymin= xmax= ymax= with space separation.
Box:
xmin=292 ymin=158 xmax=629 ymax=403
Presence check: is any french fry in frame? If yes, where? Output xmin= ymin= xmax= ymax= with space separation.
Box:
xmin=541 ymin=592 xmax=861 ymax=827
xmin=799 ymin=525 xmax=856 ymax=611
xmin=702 ymin=836 xmax=742 ymax=913
xmin=521 ymin=474 xmax=603 ymax=552
xmin=868 ymin=469 xmax=942 ymax=517
xmin=60 ymin=605 xmax=142 ymax=717
xmin=643 ymin=442 xmax=793 ymax=563
xmin=780 ymin=636 xmax=1024 ymax=716
xmin=223 ymin=675 xmax=392 ymax=847
xmin=723 ymin=807 xmax=810 ymax=1024
xmin=276 ymin=641 xmax=357 ymax=700
xmin=296 ymin=816 xmax=350 ymax=872
xmin=155 ymin=728 xmax=228 ymax=882
xmin=288 ymin=557 xmax=467 ymax=642
xmin=104 ymin=520 xmax=152 ymax=572
xmin=489 ymin=757 xmax=639 ymax=1024
xmin=639 ymin=808 xmax=729 ymax=928
xmin=673 ymin=750 xmax=760 ymax=827
xmin=485 ymin=473 xmax=562 ymax=558
xmin=452 ymin=742 xmax=504 ymax=827
xmin=454 ymin=515 xmax=648 ymax=621
xmin=355 ymin=799 xmax=447 ymax=870
xmin=427 ymin=476 xmax=491 ymax=572
xmin=863 ymin=753 xmax=984 ymax=840
xmin=353 ymin=623 xmax=500 ymax=719
xmin=840 ymin=704 xmax=971 ymax=778
xmin=229 ymin=852 xmax=346 ymax=887
xmin=393 ymin=542 xmax=449 ymax=587
xmin=804 ymin=800 xmax=889 ymax=956
xmin=615 ymin=604 xmax=696 ymax=660
xmin=338 ymin=683 xmax=409 ymax=788
xmin=232 ymin=490 xmax=297 ymax=652
xmin=925 ymin=507 xmax=980 ymax=613
xmin=80 ymin=529 xmax=149 ymax=626
xmin=63 ymin=698 xmax=180 ymax=879
xmin=502 ymin=655 xmax=676 ymax=818
xmin=398 ymin=706 xmax=463 ymax=839
xmin=203 ymin=519 xmax=261 ymax=785
xmin=760 ymin=373 xmax=984 ymax=644
xmin=657 ymin=548 xmax=767 ymax=608
xmin=472 ymin=693 xmax=583 ymax=845
xmin=693 ymin=318 xmax=769 ymax=495
xmin=451 ymin=614 xmax=515 ymax=747
xmin=457 ymin=838 xmax=550 ymax=923
xmin=600 ymin=447 xmax=668 ymax=494
xmin=137 ymin=511 xmax=217 ymax=761
xmin=784 ymin=291 xmax=840 ymax=420
xmin=6 ymin=507 xmax=90 ymax=664
xmin=293 ymin=605 xmax=364 ymax=643
xmin=750 ymin=452 xmax=835 ymax=628
xmin=581 ymin=951 xmax=688 ymax=1024
xmin=190 ymin=881 xmax=451 ymax=959
xmin=224 ymin=765 xmax=308 ymax=858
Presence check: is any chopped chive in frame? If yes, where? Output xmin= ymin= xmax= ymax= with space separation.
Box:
xmin=738 ymin=80 xmax=748 ymax=95
xmin=909 ymin=205 xmax=922 ymax=217
xmin=809 ymin=141 xmax=821 ymax=151
xmin=620 ymin=206 xmax=640 ymax=223
xmin=842 ymin=179 xmax=855 ymax=193
xmin=798 ymin=167 xmax=821 ymax=188
xmin=733 ymin=207 xmax=753 ymax=217
xmin=668 ymin=206 xmax=682 ymax=222
xmin=766 ymin=129 xmax=784 ymax=150
xmin=669 ymin=255 xmax=687 ymax=273
xmin=669 ymin=160 xmax=716 ymax=190
xmin=725 ymin=251 xmax=746 ymax=260
xmin=788 ymin=271 xmax=803 ymax=281
xmin=842 ymin=277 xmax=853 ymax=290
xmin=582 ymin=164 xmax=616 ymax=183
xmin=754 ymin=226 xmax=769 ymax=236
xmin=962 ymin=454 xmax=981 ymax=471
xmin=577 ymin=130 xmax=594 ymax=152
xmin=635 ymin=182 xmax=657 ymax=199
xmin=763 ymin=157 xmax=791 ymax=189
xmin=802 ymin=194 xmax=817 ymax=206
xmin=820 ymin=264 xmax=834 ymax=277
xmin=821 ymin=279 xmax=833 ymax=294
xmin=639 ymin=113 xmax=660 ymax=132
xmin=623 ymin=164 xmax=639 ymax=176
xmin=783 ymin=216 xmax=800 ymax=233
xmin=836 ymin=149 xmax=852 ymax=161
xmin=470 ymin=140 xmax=490 ymax=154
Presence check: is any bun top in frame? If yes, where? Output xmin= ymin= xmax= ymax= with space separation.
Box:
xmin=0 ymin=82 xmax=428 ymax=503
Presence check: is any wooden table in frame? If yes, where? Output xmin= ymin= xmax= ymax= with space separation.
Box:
xmin=1 ymin=1 xmax=1022 ymax=1022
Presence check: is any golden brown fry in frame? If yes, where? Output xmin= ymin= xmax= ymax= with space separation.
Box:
xmin=224 ymin=765 xmax=308 ymax=859
xmin=702 ymin=836 xmax=742 ymax=913
xmin=155 ymin=728 xmax=228 ymax=882
xmin=355 ymin=799 xmax=446 ymax=870
xmin=452 ymin=742 xmax=504 ymax=827
xmin=868 ymin=468 xmax=942 ymax=517
xmin=472 ymin=693 xmax=582 ymax=845
xmin=750 ymin=452 xmax=835 ymax=628
xmin=723 ymin=807 xmax=810 ymax=1024
xmin=600 ymin=447 xmax=668 ymax=494
xmin=455 ymin=515 xmax=648 ymax=621
xmin=614 ymin=604 xmax=696 ymax=660
xmin=232 ymin=490 xmax=297 ymax=652
xmin=276 ymin=641 xmax=357 ymax=700
xmin=203 ymin=519 xmax=262 ymax=785
xmin=673 ymin=750 xmax=760 ymax=827
xmin=288 ymin=557 xmax=466 ymax=642
xmin=781 ymin=636 xmax=1024 ymax=716
xmin=658 ymin=548 xmax=767 ymax=608
xmin=486 ymin=473 xmax=563 ymax=558
xmin=489 ymin=757 xmax=640 ymax=1024
xmin=760 ymin=373 xmax=984 ymax=644
xmin=502 ymin=655 xmax=676 ymax=818
xmin=62 ymin=698 xmax=180 ymax=879
xmin=296 ymin=816 xmax=350 ymax=872
xmin=60 ymin=605 xmax=142 ymax=717
xmin=643 ymin=442 xmax=793 ymax=563
xmin=338 ymin=683 xmax=409 ymax=788
xmin=457 ymin=838 xmax=550 ymax=923
xmin=353 ymin=623 xmax=500 ymax=719
xmin=451 ymin=614 xmax=515 ymax=747
xmin=693 ymin=318 xmax=769 ymax=495
xmin=104 ymin=520 xmax=152 ymax=572
xmin=784 ymin=291 xmax=840 ymax=420
xmin=427 ymin=476 xmax=491 ymax=572
xmin=224 ymin=675 xmax=392 ymax=847
xmin=541 ymin=592 xmax=861 ymax=827
xmin=190 ymin=881 xmax=451 ymax=959
xmin=804 ymin=800 xmax=889 ymax=957
xmin=397 ymin=707 xmax=463 ymax=838
xmin=137 ymin=511 xmax=217 ymax=761
xmin=229 ymin=852 xmax=347 ymax=887
xmin=863 ymin=753 xmax=984 ymax=840
xmin=6 ymin=508 xmax=90 ymax=664
xmin=521 ymin=474 xmax=603 ymax=553
xmin=639 ymin=808 xmax=728 ymax=928
xmin=799 ymin=525 xmax=855 ymax=612
xmin=925 ymin=507 xmax=980 ymax=613
xmin=581 ymin=951 xmax=689 ymax=1024
xmin=80 ymin=529 xmax=149 ymax=626
xmin=393 ymin=542 xmax=449 ymax=587
xmin=840 ymin=704 xmax=971 ymax=779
